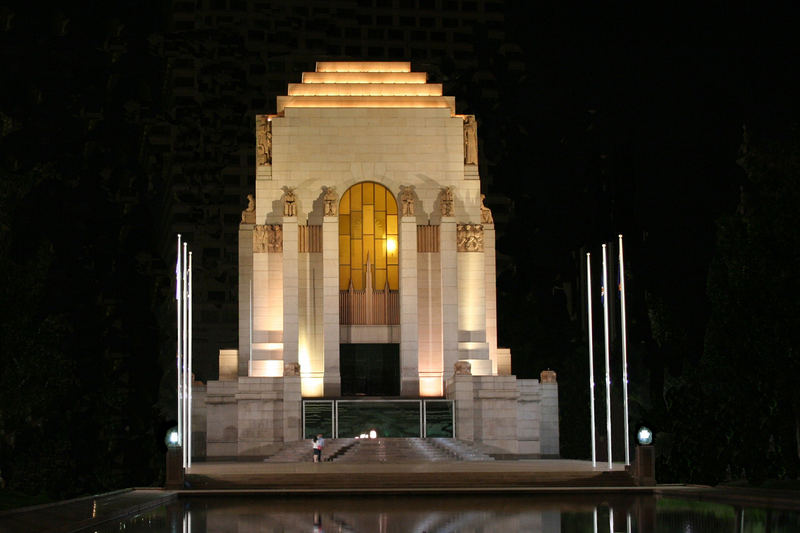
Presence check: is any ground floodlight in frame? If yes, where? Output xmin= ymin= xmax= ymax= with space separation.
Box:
xmin=166 ymin=426 xmax=180 ymax=448
xmin=637 ymin=426 xmax=653 ymax=445
xmin=369 ymin=429 xmax=377 ymax=439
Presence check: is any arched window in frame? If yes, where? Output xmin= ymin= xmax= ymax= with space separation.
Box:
xmin=339 ymin=182 xmax=399 ymax=291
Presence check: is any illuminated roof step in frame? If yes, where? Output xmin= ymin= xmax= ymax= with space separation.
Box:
xmin=287 ymin=83 xmax=443 ymax=97
xmin=301 ymin=72 xmax=428 ymax=84
xmin=277 ymin=95 xmax=456 ymax=113
xmin=316 ymin=61 xmax=411 ymax=73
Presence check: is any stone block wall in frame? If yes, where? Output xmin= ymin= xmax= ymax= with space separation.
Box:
xmin=206 ymin=380 xmax=238 ymax=457
xmin=191 ymin=382 xmax=207 ymax=460
xmin=205 ymin=376 xmax=302 ymax=459
xmin=539 ymin=373 xmax=560 ymax=457
xmin=517 ymin=379 xmax=541 ymax=455
xmin=447 ymin=373 xmax=560 ymax=456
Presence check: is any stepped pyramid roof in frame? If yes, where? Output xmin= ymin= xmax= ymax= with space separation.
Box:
xmin=276 ymin=61 xmax=455 ymax=114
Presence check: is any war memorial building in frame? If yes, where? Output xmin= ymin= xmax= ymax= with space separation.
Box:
xmin=195 ymin=62 xmax=559 ymax=459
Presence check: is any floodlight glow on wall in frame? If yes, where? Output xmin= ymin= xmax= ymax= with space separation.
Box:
xmin=316 ymin=61 xmax=412 ymax=73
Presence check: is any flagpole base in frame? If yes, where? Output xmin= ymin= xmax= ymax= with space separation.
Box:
xmin=165 ymin=446 xmax=185 ymax=489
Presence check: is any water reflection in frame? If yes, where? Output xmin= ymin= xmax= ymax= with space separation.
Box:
xmin=91 ymin=494 xmax=800 ymax=533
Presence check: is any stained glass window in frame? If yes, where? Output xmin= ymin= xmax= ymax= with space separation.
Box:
xmin=339 ymin=182 xmax=399 ymax=290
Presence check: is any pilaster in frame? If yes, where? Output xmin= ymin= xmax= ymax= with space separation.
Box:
xmin=238 ymin=224 xmax=253 ymax=376
xmin=484 ymin=223 xmax=498 ymax=374
xmin=399 ymin=217 xmax=419 ymax=396
xmin=456 ymin=226 xmax=488 ymax=368
xmin=322 ymin=218 xmax=341 ymax=397
xmin=282 ymin=218 xmax=299 ymax=365
xmin=440 ymin=218 xmax=458 ymax=382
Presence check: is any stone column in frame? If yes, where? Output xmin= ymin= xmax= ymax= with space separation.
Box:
xmin=282 ymin=219 xmax=299 ymax=366
xmin=440 ymin=217 xmax=458 ymax=382
xmin=238 ymin=223 xmax=253 ymax=376
xmin=252 ymin=225 xmax=283 ymax=375
xmin=456 ymin=224 xmax=488 ymax=370
xmin=483 ymin=222 xmax=498 ymax=374
xmin=322 ymin=217 xmax=341 ymax=396
xmin=399 ymin=216 xmax=419 ymax=396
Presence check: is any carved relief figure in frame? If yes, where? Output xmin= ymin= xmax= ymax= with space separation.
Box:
xmin=283 ymin=188 xmax=297 ymax=217
xmin=464 ymin=115 xmax=478 ymax=165
xmin=268 ymin=224 xmax=283 ymax=253
xmin=284 ymin=362 xmax=301 ymax=376
xmin=241 ymin=193 xmax=256 ymax=224
xmin=253 ymin=224 xmax=268 ymax=253
xmin=480 ymin=194 xmax=493 ymax=224
xmin=457 ymin=223 xmax=484 ymax=252
xmin=399 ymin=185 xmax=415 ymax=216
xmin=440 ymin=186 xmax=455 ymax=217
xmin=323 ymin=187 xmax=338 ymax=217
xmin=253 ymin=224 xmax=283 ymax=253
xmin=454 ymin=360 xmax=472 ymax=375
xmin=256 ymin=115 xmax=272 ymax=166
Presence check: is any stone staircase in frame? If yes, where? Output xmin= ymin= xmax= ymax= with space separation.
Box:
xmin=428 ymin=438 xmax=499 ymax=461
xmin=263 ymin=438 xmax=357 ymax=462
xmin=262 ymin=438 xmax=531 ymax=463
xmin=333 ymin=438 xmax=453 ymax=463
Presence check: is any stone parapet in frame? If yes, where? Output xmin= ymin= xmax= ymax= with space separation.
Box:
xmin=443 ymin=373 xmax=559 ymax=456
xmin=540 ymin=377 xmax=560 ymax=457
xmin=205 ymin=376 xmax=302 ymax=458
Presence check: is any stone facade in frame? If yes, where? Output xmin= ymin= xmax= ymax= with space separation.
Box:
xmin=198 ymin=62 xmax=559 ymax=458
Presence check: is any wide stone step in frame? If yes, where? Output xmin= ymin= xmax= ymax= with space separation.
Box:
xmin=186 ymin=464 xmax=638 ymax=490
xmin=333 ymin=438 xmax=452 ymax=463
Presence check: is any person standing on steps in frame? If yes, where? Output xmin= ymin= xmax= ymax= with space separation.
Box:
xmin=315 ymin=433 xmax=325 ymax=462
xmin=312 ymin=435 xmax=320 ymax=462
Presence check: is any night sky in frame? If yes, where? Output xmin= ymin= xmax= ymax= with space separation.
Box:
xmin=0 ymin=1 xmax=798 ymax=499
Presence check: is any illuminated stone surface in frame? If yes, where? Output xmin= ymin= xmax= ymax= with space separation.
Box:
xmin=200 ymin=62 xmax=559 ymax=458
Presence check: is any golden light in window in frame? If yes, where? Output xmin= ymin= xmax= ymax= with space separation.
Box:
xmin=339 ymin=182 xmax=398 ymax=290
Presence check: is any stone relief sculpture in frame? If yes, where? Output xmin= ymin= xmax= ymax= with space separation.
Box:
xmin=323 ymin=187 xmax=338 ymax=217
xmin=540 ymin=370 xmax=557 ymax=383
xmin=454 ymin=360 xmax=472 ymax=375
xmin=241 ymin=193 xmax=256 ymax=224
xmin=254 ymin=224 xmax=283 ymax=253
xmin=268 ymin=224 xmax=283 ymax=252
xmin=440 ymin=186 xmax=455 ymax=217
xmin=256 ymin=115 xmax=272 ymax=166
xmin=284 ymin=362 xmax=301 ymax=376
xmin=464 ymin=114 xmax=478 ymax=165
xmin=283 ymin=188 xmax=297 ymax=217
xmin=399 ymin=185 xmax=415 ymax=216
xmin=480 ymin=194 xmax=493 ymax=224
xmin=253 ymin=224 xmax=268 ymax=253
xmin=457 ymin=223 xmax=484 ymax=252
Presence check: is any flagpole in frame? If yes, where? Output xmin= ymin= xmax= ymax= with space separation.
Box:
xmin=618 ymin=234 xmax=630 ymax=465
xmin=176 ymin=235 xmax=182 ymax=460
xmin=182 ymin=242 xmax=188 ymax=468
xmin=586 ymin=253 xmax=597 ymax=467
xmin=602 ymin=243 xmax=613 ymax=469
xmin=188 ymin=250 xmax=193 ymax=468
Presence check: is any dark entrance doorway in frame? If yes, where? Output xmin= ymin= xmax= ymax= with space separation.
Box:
xmin=340 ymin=344 xmax=400 ymax=396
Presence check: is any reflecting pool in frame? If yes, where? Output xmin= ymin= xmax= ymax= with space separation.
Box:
xmin=88 ymin=494 xmax=800 ymax=532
